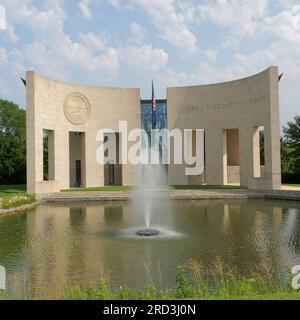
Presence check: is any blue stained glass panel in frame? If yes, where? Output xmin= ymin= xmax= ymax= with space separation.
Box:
xmin=141 ymin=100 xmax=168 ymax=152
xmin=141 ymin=104 xmax=152 ymax=115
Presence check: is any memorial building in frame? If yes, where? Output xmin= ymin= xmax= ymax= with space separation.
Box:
xmin=26 ymin=67 xmax=281 ymax=194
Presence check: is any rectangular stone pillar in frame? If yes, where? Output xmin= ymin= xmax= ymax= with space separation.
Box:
xmin=223 ymin=130 xmax=228 ymax=185
xmin=239 ymin=126 xmax=253 ymax=188
xmin=206 ymin=129 xmax=226 ymax=185
xmin=26 ymin=71 xmax=36 ymax=194
xmin=252 ymin=126 xmax=261 ymax=178
xmin=85 ymin=129 xmax=104 ymax=187
xmin=265 ymin=67 xmax=281 ymax=189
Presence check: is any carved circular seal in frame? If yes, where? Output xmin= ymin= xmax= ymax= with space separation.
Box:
xmin=63 ymin=92 xmax=91 ymax=125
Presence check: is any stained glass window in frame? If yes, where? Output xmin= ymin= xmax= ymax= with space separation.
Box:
xmin=141 ymin=100 xmax=168 ymax=154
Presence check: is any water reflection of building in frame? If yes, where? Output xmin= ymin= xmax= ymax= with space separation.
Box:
xmin=222 ymin=201 xmax=299 ymax=281
xmin=104 ymin=206 xmax=123 ymax=224
xmin=3 ymin=201 xmax=300 ymax=295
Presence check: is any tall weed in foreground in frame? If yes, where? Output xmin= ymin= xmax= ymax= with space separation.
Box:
xmin=1 ymin=259 xmax=299 ymax=300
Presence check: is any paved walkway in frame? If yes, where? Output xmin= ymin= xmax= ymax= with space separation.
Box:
xmin=41 ymin=188 xmax=300 ymax=203
xmin=281 ymin=185 xmax=300 ymax=191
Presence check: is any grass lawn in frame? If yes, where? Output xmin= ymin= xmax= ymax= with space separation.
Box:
xmin=61 ymin=185 xmax=244 ymax=192
xmin=171 ymin=185 xmax=243 ymax=190
xmin=61 ymin=186 xmax=133 ymax=192
xmin=0 ymin=185 xmax=26 ymax=196
xmin=0 ymin=185 xmax=35 ymax=210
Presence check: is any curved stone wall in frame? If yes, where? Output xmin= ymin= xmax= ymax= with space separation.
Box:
xmin=167 ymin=66 xmax=281 ymax=189
xmin=26 ymin=72 xmax=140 ymax=193
xmin=26 ymin=67 xmax=281 ymax=193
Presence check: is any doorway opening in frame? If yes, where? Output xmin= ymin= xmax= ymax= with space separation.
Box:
xmin=103 ymin=132 xmax=122 ymax=186
xmin=253 ymin=126 xmax=265 ymax=178
xmin=43 ymin=129 xmax=55 ymax=181
xmin=69 ymin=132 xmax=85 ymax=188
xmin=223 ymin=129 xmax=240 ymax=185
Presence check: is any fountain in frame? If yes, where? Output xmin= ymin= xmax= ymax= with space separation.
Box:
xmin=136 ymin=229 xmax=160 ymax=236
xmin=134 ymin=146 xmax=167 ymax=237
xmin=135 ymin=201 xmax=161 ymax=236
xmin=133 ymin=86 xmax=170 ymax=237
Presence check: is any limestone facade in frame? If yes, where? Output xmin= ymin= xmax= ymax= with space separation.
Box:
xmin=167 ymin=67 xmax=281 ymax=189
xmin=26 ymin=67 xmax=281 ymax=193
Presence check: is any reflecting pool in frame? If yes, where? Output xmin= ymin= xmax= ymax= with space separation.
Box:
xmin=0 ymin=199 xmax=300 ymax=296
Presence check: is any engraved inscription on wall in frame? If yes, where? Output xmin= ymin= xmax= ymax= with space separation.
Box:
xmin=64 ymin=92 xmax=91 ymax=125
xmin=177 ymin=94 xmax=268 ymax=113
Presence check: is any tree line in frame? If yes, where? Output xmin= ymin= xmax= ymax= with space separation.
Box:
xmin=0 ymin=99 xmax=299 ymax=185
xmin=0 ymin=99 xmax=26 ymax=184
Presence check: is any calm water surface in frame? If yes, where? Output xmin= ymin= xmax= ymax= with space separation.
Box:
xmin=0 ymin=199 xmax=300 ymax=295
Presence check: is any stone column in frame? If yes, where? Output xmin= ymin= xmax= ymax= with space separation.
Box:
xmin=206 ymin=128 xmax=226 ymax=185
xmin=252 ymin=126 xmax=261 ymax=178
xmin=265 ymin=67 xmax=281 ymax=189
xmin=26 ymin=71 xmax=36 ymax=194
xmin=239 ymin=126 xmax=253 ymax=188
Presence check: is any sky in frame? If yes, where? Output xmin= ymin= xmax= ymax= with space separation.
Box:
xmin=0 ymin=0 xmax=299 ymax=128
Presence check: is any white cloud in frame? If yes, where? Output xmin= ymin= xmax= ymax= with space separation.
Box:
xmin=177 ymin=1 xmax=201 ymax=24
xmin=107 ymin=0 xmax=121 ymax=8
xmin=8 ymin=48 xmax=26 ymax=77
xmin=159 ymin=48 xmax=276 ymax=90
xmin=1 ymin=0 xmax=119 ymax=81
xmin=79 ymin=32 xmax=108 ymax=51
xmin=118 ymin=44 xmax=168 ymax=72
xmin=5 ymin=24 xmax=19 ymax=42
xmin=130 ymin=22 xmax=145 ymax=44
xmin=0 ymin=48 xmax=7 ymax=65
xmin=275 ymin=0 xmax=299 ymax=9
xmin=131 ymin=0 xmax=198 ymax=54
xmin=199 ymin=0 xmax=269 ymax=46
xmin=90 ymin=47 xmax=119 ymax=77
xmin=0 ymin=4 xmax=6 ymax=30
xmin=264 ymin=5 xmax=300 ymax=44
xmin=0 ymin=78 xmax=12 ymax=98
xmin=1 ymin=0 xmax=66 ymax=38
xmin=79 ymin=0 xmax=92 ymax=19
xmin=0 ymin=0 xmax=300 ymax=126
xmin=24 ymin=41 xmax=67 ymax=79
xmin=203 ymin=50 xmax=218 ymax=62
xmin=49 ymin=34 xmax=119 ymax=79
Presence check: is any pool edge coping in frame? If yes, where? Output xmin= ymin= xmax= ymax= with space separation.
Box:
xmin=1 ymin=189 xmax=299 ymax=216
xmin=0 ymin=201 xmax=40 ymax=217
xmin=40 ymin=189 xmax=300 ymax=203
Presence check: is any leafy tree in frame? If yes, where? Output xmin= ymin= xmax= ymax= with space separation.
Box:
xmin=0 ymin=99 xmax=26 ymax=184
xmin=283 ymin=116 xmax=300 ymax=174
xmin=281 ymin=138 xmax=297 ymax=174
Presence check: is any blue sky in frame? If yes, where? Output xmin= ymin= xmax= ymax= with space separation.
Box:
xmin=0 ymin=0 xmax=299 ymax=127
